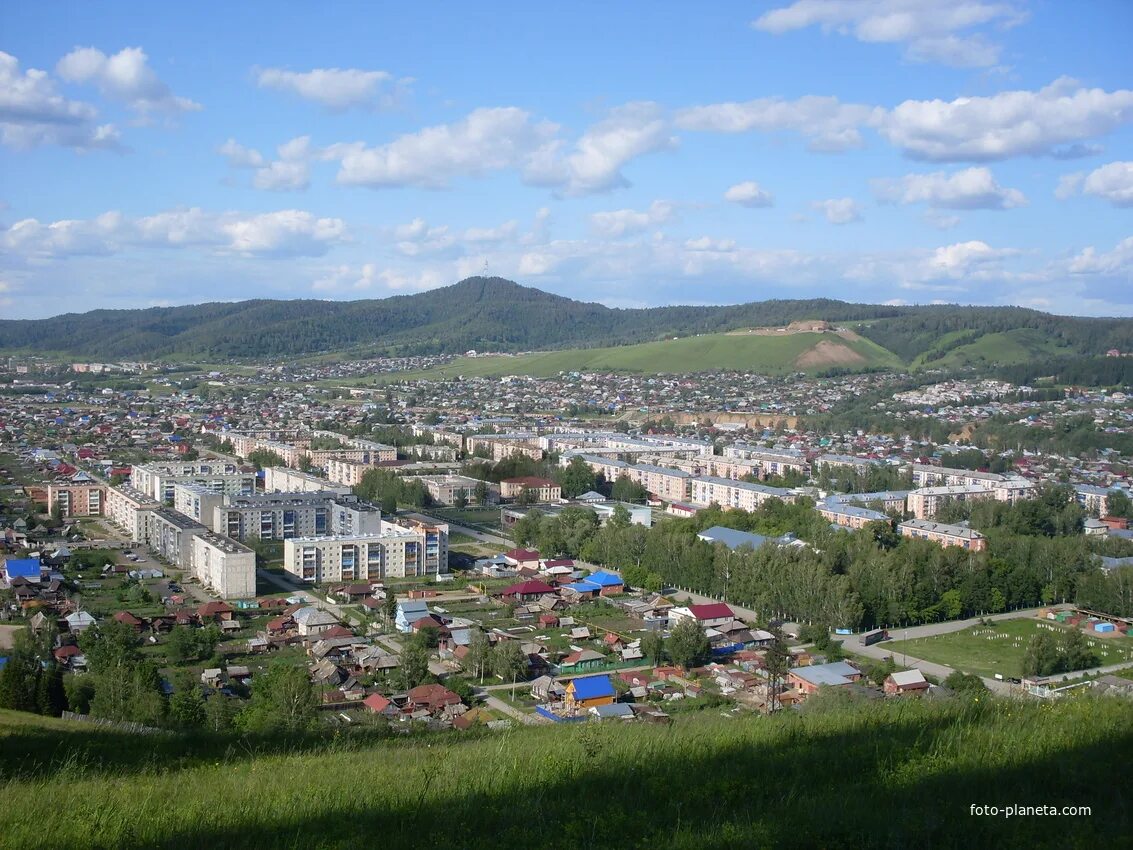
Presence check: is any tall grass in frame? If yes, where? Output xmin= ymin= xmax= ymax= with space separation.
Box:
xmin=1 ymin=697 xmax=1129 ymax=849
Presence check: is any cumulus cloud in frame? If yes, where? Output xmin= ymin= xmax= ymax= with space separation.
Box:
xmin=550 ymin=102 xmax=677 ymax=195
xmin=327 ymin=107 xmax=560 ymax=189
xmin=56 ymin=46 xmax=200 ymax=116
xmin=724 ymin=181 xmax=774 ymax=207
xmin=0 ymin=51 xmax=120 ymax=151
xmin=464 ymin=220 xmax=519 ymax=243
xmin=812 ymin=198 xmax=862 ymax=224
xmin=218 ymin=138 xmax=264 ymax=168
xmin=589 ymin=200 xmax=676 ymax=237
xmin=390 ymin=218 xmax=457 ymax=257
xmin=676 ymin=94 xmax=881 ymax=152
xmin=929 ymin=240 xmax=1016 ymax=275
xmin=872 ymin=166 xmax=1026 ymax=209
xmin=219 ymin=136 xmax=312 ymax=190
xmin=1069 ymin=236 xmax=1133 ymax=276
xmin=254 ymin=66 xmax=410 ymax=111
xmin=2 ymin=207 xmax=346 ymax=259
xmin=881 ymin=78 xmax=1133 ymax=162
xmin=753 ymin=0 xmax=1026 ymax=68
xmin=1056 ymin=161 xmax=1133 ymax=207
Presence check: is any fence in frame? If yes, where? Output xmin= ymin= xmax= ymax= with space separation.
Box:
xmin=534 ymin=705 xmax=586 ymax=723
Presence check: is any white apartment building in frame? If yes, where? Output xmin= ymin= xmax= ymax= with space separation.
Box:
xmin=105 ymin=484 xmax=161 ymax=542
xmin=284 ymin=527 xmax=433 ymax=584
xmin=130 ymin=462 xmax=255 ymax=503
xmin=910 ymin=464 xmax=1005 ymax=490
xmin=214 ymin=492 xmax=382 ymax=541
xmin=325 ymin=458 xmax=384 ymax=489
xmin=633 ymin=464 xmax=691 ymax=502
xmin=172 ymin=482 xmax=227 ymax=527
xmin=191 ymin=532 xmax=256 ymax=600
xmin=907 ymin=485 xmax=997 ymax=519
xmin=691 ymin=476 xmax=795 ymax=511
xmin=263 ymin=466 xmax=350 ymax=495
xmin=418 ymin=474 xmax=493 ymax=506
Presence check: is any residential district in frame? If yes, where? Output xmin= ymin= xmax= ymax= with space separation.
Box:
xmin=1 ymin=358 xmax=1131 ymax=732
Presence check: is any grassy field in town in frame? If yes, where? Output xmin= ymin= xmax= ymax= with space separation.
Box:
xmin=344 ymin=330 xmax=903 ymax=384
xmin=1 ymin=696 xmax=1130 ymax=849
xmin=886 ymin=618 xmax=1133 ymax=679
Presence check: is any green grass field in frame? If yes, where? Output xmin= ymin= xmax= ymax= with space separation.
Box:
xmin=886 ymin=619 xmax=1133 ymax=679
xmin=340 ymin=330 xmax=903 ymax=383
xmin=916 ymin=328 xmax=1076 ymax=370
xmin=1 ymin=697 xmax=1130 ymax=849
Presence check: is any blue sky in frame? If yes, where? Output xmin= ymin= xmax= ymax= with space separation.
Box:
xmin=2 ymin=0 xmax=1131 ymax=319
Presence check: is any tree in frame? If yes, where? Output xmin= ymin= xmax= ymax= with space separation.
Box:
xmin=944 ymin=671 xmax=989 ymax=695
xmin=383 ymin=592 xmax=398 ymax=625
xmin=465 ymin=631 xmax=492 ymax=683
xmin=666 ymin=619 xmax=710 ymax=670
xmin=168 ymin=673 xmax=205 ymax=729
xmin=642 ymin=630 xmax=665 ymax=664
xmin=516 ymin=486 xmax=536 ymax=507
xmin=204 ymin=693 xmax=238 ymax=733
xmin=1023 ymin=631 xmax=1062 ymax=677
xmin=474 ymin=480 xmax=490 ymax=505
xmin=35 ymin=664 xmax=67 ymax=717
xmin=1106 ymin=490 xmax=1132 ymax=519
xmin=0 ymin=631 xmax=40 ymax=713
xmin=511 ymin=509 xmax=542 ymax=548
xmin=491 ymin=640 xmax=528 ymax=694
xmin=247 ymin=448 xmax=287 ymax=471
xmin=415 ymin=624 xmax=441 ymax=649
xmin=453 ymin=490 xmax=468 ymax=509
xmin=763 ymin=625 xmax=791 ymax=713
xmin=399 ymin=641 xmax=430 ymax=691
xmin=558 ymin=456 xmax=597 ymax=499
xmin=237 ymin=662 xmax=318 ymax=734
xmin=612 ymin=474 xmax=648 ymax=504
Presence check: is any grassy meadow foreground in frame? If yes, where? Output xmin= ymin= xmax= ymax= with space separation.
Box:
xmin=1 ymin=698 xmax=1130 ymax=850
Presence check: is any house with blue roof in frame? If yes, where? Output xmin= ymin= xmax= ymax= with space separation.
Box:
xmin=564 ymin=674 xmax=615 ymax=710
xmin=4 ymin=557 xmax=42 ymax=585
xmin=563 ymin=570 xmax=625 ymax=599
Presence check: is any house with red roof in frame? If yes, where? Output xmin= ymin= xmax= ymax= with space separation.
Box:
xmin=502 ymin=548 xmax=541 ymax=569
xmin=197 ymin=601 xmax=234 ymax=621
xmin=113 ymin=611 xmax=144 ymax=631
xmin=498 ymin=579 xmax=556 ymax=602
xmin=669 ymin=602 xmax=736 ymax=631
xmin=407 ymin=683 xmax=462 ymax=715
xmin=362 ymin=693 xmax=393 ymax=715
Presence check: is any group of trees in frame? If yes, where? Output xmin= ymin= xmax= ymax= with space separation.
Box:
xmin=1022 ymin=628 xmax=1100 ymax=678
xmin=247 ymin=448 xmax=286 ymax=471
xmin=353 ymin=468 xmax=430 ymax=514
xmin=0 ymin=628 xmax=66 ymax=717
xmin=513 ymin=487 xmax=1129 ymax=629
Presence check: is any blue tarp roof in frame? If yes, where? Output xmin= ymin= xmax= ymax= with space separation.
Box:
xmin=4 ymin=558 xmax=41 ymax=578
xmin=569 ymin=674 xmax=615 ymax=700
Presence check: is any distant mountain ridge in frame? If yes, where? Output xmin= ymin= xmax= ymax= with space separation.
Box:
xmin=2 ymin=276 xmax=1131 ymax=364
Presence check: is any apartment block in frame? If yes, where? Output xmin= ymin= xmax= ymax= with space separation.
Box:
xmin=384 ymin=516 xmax=449 ymax=575
xmin=214 ymin=492 xmax=382 ymax=542
xmin=907 ymin=485 xmax=997 ymax=519
xmin=910 ymin=464 xmax=1004 ymax=490
xmin=46 ymin=482 xmax=105 ymax=517
xmin=817 ymin=501 xmax=890 ymax=529
xmin=899 ymin=519 xmax=987 ymax=551
xmin=263 ymin=466 xmax=350 ymax=495
xmin=171 ymin=482 xmax=227 ymax=527
xmin=832 ymin=490 xmax=910 ymax=513
xmin=149 ymin=508 xmax=208 ymax=569
xmin=721 ymin=446 xmax=809 ymax=477
xmin=569 ymin=454 xmax=631 ymax=482
xmin=190 ymin=532 xmax=256 ymax=600
xmin=466 ymin=435 xmax=544 ymax=462
xmin=690 ymin=476 xmax=794 ymax=511
xmin=105 ymin=484 xmax=161 ymax=542
xmin=325 ymin=457 xmax=385 ymax=489
xmin=283 ymin=529 xmax=426 ymax=583
xmin=130 ymin=462 xmax=255 ymax=503
xmin=1074 ymin=484 xmax=1124 ymax=517
xmin=633 ymin=464 xmax=691 ymax=502
xmin=418 ymin=474 xmax=492 ymax=506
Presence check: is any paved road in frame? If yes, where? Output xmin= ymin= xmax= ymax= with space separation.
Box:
xmin=413 ymin=512 xmax=512 ymax=547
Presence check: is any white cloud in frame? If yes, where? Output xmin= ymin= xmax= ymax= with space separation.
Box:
xmin=872 ymin=167 xmax=1026 ymax=209
xmin=0 ymin=51 xmax=120 ymax=151
xmin=218 ymin=138 xmax=263 ymax=168
xmin=2 ymin=207 xmax=346 ymax=259
xmin=684 ymin=236 xmax=736 ymax=252
xmin=676 ymin=94 xmax=881 ymax=152
xmin=254 ymin=67 xmax=410 ymax=111
xmin=589 ymin=200 xmax=676 ymax=237
xmin=812 ymin=198 xmax=862 ymax=224
xmin=753 ymin=0 xmax=1025 ymax=68
xmin=392 ymin=219 xmax=456 ymax=258
xmin=328 ymin=107 xmax=560 ymax=189
xmin=881 ymin=78 xmax=1133 ymax=162
xmin=724 ymin=181 xmax=774 ymax=207
xmin=929 ymin=240 xmax=1015 ymax=274
xmin=1069 ymin=236 xmax=1133 ymax=276
xmin=464 ymin=220 xmax=519 ymax=243
xmin=553 ymin=102 xmax=677 ymax=195
xmin=1065 ymin=161 xmax=1133 ymax=207
xmin=56 ymin=46 xmax=200 ymax=116
xmin=312 ymin=263 xmax=445 ymax=293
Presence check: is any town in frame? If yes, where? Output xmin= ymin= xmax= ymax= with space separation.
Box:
xmin=3 ymin=354 xmax=1131 ymax=739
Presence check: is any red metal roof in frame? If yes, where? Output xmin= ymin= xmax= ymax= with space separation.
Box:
xmin=689 ymin=602 xmax=734 ymax=621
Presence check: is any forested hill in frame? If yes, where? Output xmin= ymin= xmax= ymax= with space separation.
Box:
xmin=1 ymin=276 xmax=1131 ymax=362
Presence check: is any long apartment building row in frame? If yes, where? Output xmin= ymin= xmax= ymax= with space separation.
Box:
xmin=565 ymin=454 xmax=692 ymax=502
xmin=910 ymin=463 xmax=1010 ymax=490
xmin=465 ymin=434 xmax=544 ymax=462
xmin=225 ymin=431 xmax=395 ymax=471
xmin=283 ymin=516 xmax=449 ymax=583
xmin=690 ymin=476 xmax=796 ymax=511
xmin=907 ymin=479 xmax=1035 ymax=519
xmin=898 ymin=519 xmax=988 ymax=551
xmin=263 ymin=466 xmax=351 ymax=495
xmin=130 ymin=462 xmax=256 ymax=503
xmin=104 ymin=485 xmax=255 ymax=599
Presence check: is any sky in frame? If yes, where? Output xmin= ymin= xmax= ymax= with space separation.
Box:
xmin=1 ymin=1 xmax=1131 ymax=319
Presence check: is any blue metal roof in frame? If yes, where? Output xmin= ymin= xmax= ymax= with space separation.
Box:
xmin=565 ymin=580 xmax=601 ymax=594
xmin=568 ymin=674 xmax=614 ymax=700
xmin=697 ymin=526 xmax=769 ymax=550
xmin=4 ymin=558 xmax=41 ymax=579
xmin=586 ymin=570 xmax=624 ymax=587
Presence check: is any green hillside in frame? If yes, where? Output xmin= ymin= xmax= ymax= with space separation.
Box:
xmin=2 ymin=276 xmax=1130 ymax=363
xmin=915 ymin=328 xmax=1077 ymax=370
xmin=363 ymin=330 xmax=902 ymax=382
xmin=1 ymin=698 xmax=1128 ymax=849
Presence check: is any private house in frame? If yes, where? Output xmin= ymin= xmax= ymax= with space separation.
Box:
xmin=498 ymin=579 xmax=556 ymax=603
xmin=502 ymin=549 xmax=541 ymax=570
xmin=884 ymin=669 xmax=929 ymax=696
xmin=563 ymin=570 xmax=624 ymax=597
xmin=4 ymin=557 xmax=41 ymax=585
xmin=407 ymin=683 xmax=463 ymax=715
xmin=63 ymin=611 xmax=96 ymax=634
xmin=668 ymin=602 xmax=736 ymax=631
xmin=395 ymin=600 xmax=430 ymax=633
xmin=362 ymin=693 xmax=394 ymax=715
xmin=559 ymin=649 xmax=606 ymax=672
xmin=564 ymin=674 xmax=615 ymax=711
xmin=530 ymin=675 xmax=567 ymax=702
xmin=293 ymin=607 xmax=340 ymax=637
xmin=788 ymin=661 xmax=863 ymax=696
